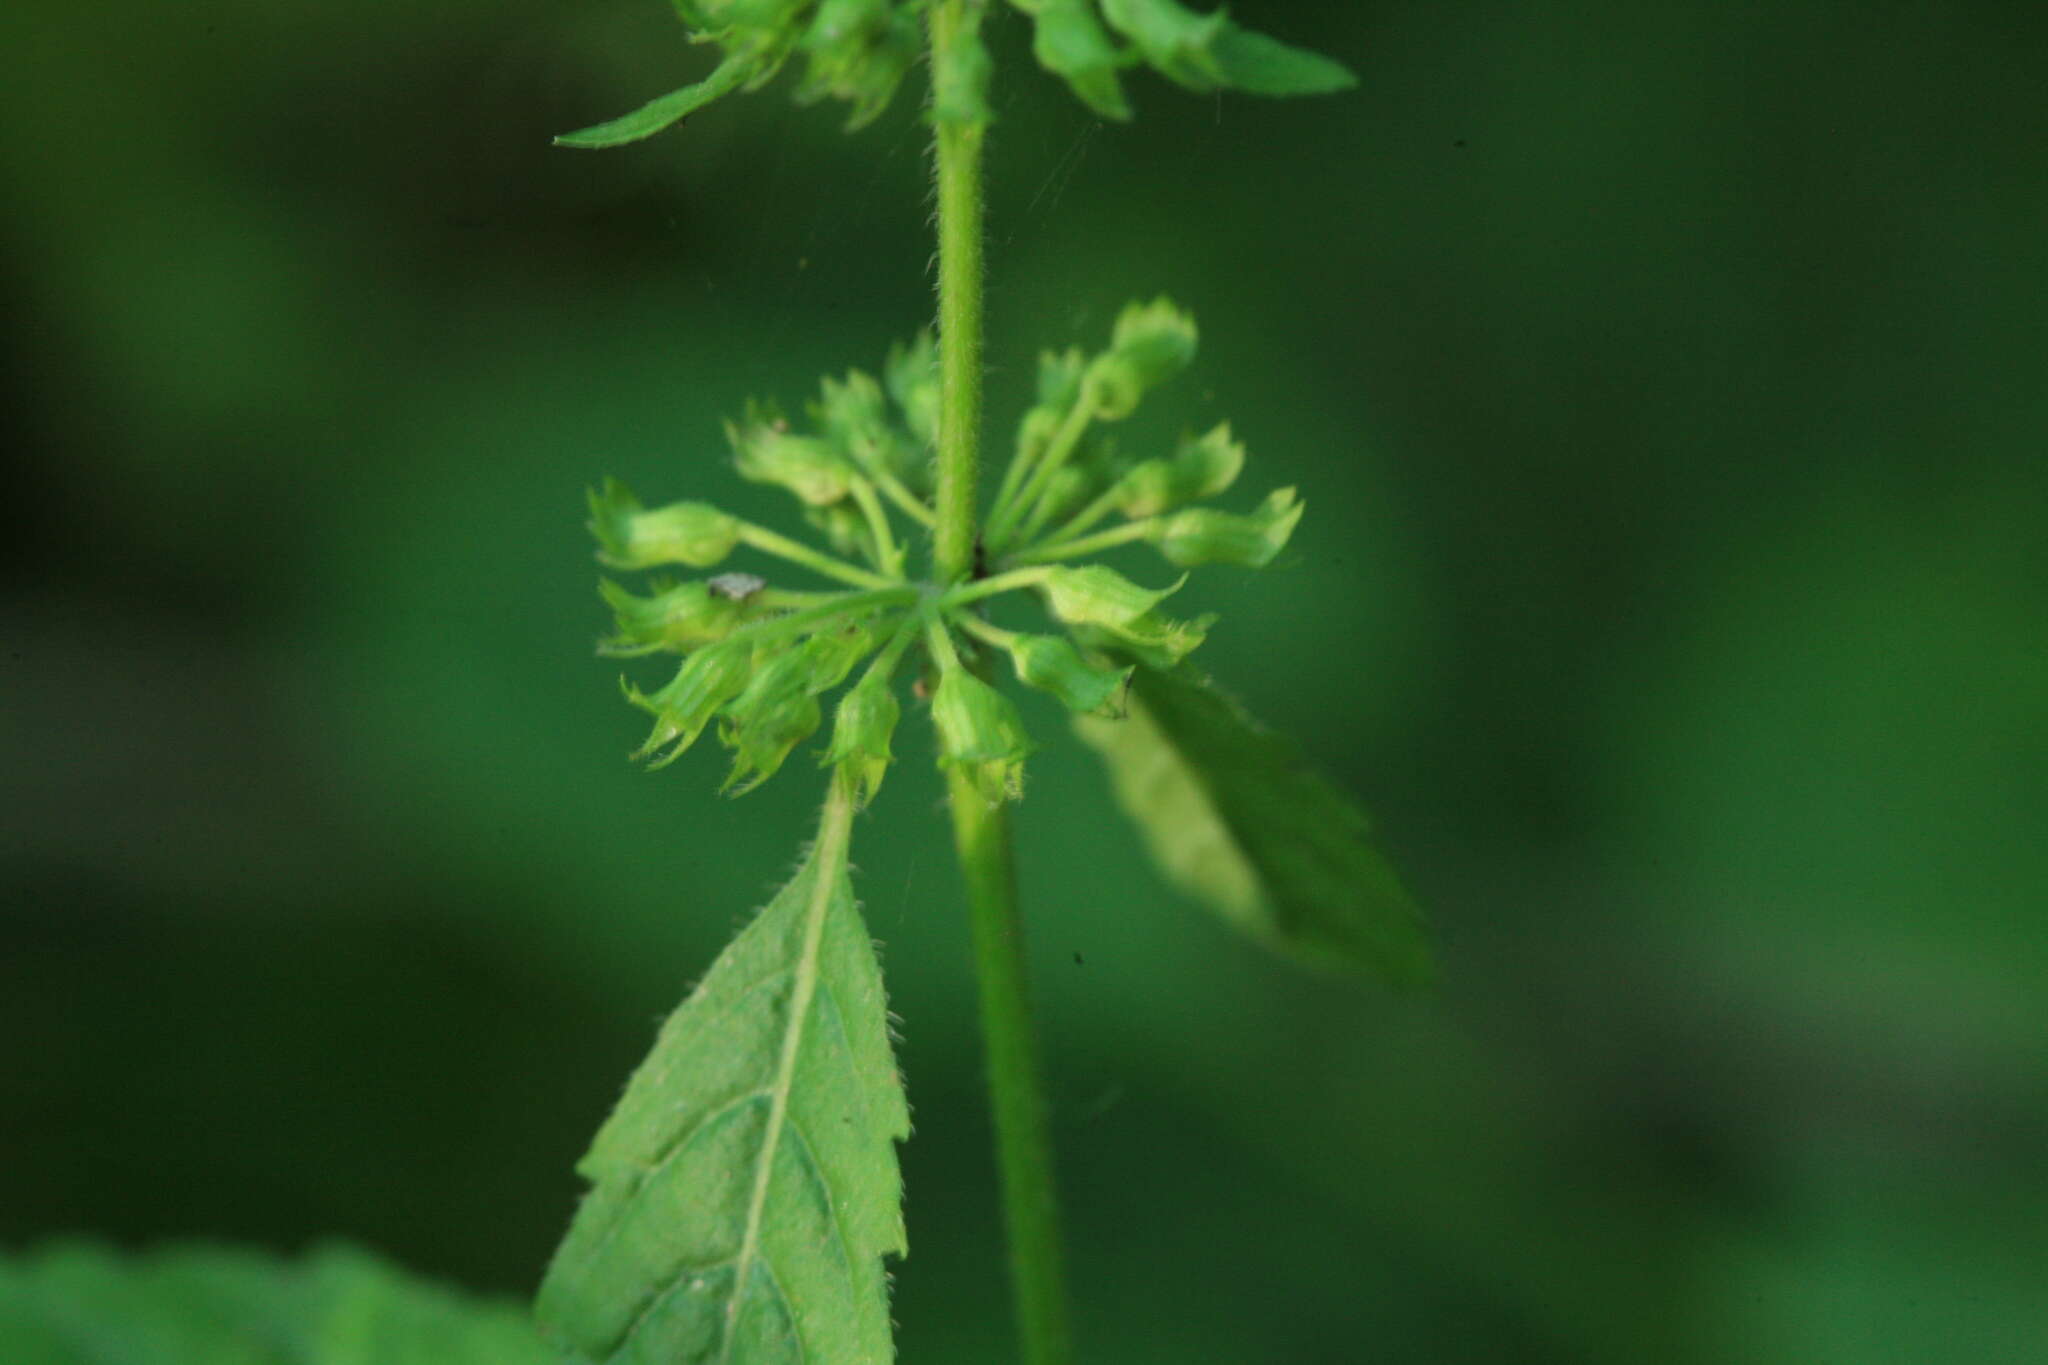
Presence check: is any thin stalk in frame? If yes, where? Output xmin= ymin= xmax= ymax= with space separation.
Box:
xmin=849 ymin=477 xmax=905 ymax=577
xmin=871 ymin=465 xmax=938 ymax=527
xmin=988 ymin=394 xmax=1093 ymax=549
xmin=1006 ymin=518 xmax=1154 ymax=565
xmin=955 ymin=613 xmax=1023 ymax=650
xmin=737 ymin=520 xmax=898 ymax=589
xmin=715 ymin=587 xmax=919 ymax=652
xmin=1024 ymin=483 xmax=1122 ymax=557
xmin=940 ymin=564 xmax=1054 ymax=611
xmin=927 ymin=6 xmax=1075 ymax=1363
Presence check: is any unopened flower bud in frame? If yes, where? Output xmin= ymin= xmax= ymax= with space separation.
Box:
xmin=886 ymin=331 xmax=940 ymax=450
xmin=1037 ymin=346 xmax=1088 ymax=410
xmin=797 ymin=0 xmax=918 ymax=128
xmin=824 ymin=667 xmax=901 ymax=806
xmin=931 ymin=667 xmax=1034 ymax=805
xmin=1150 ymin=487 xmax=1303 ymax=568
xmin=805 ymin=501 xmax=871 ymax=559
xmin=1004 ymin=633 xmax=1131 ymax=714
xmin=816 ymin=370 xmax=927 ymax=495
xmin=799 ymin=619 xmax=881 ymax=694
xmin=588 ymin=478 xmax=743 ymax=570
xmin=624 ymin=638 xmax=756 ymax=767
xmin=718 ymin=643 xmax=826 ymax=793
xmin=599 ymin=578 xmax=760 ymax=655
xmin=1042 ymin=564 xmax=1179 ymax=629
xmin=729 ymin=403 xmax=857 ymax=507
xmin=1085 ymin=297 xmax=1197 ymax=420
xmin=1020 ymin=0 xmax=1130 ymax=121
xmin=1040 ymin=565 xmax=1211 ymax=666
xmin=1115 ymin=422 xmax=1246 ymax=517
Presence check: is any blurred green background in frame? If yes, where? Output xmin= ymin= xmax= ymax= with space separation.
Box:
xmin=4 ymin=1 xmax=2045 ymax=1360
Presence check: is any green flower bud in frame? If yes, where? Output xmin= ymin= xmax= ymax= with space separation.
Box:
xmin=714 ymin=0 xmax=814 ymax=61
xmin=1150 ymin=486 xmax=1304 ymax=568
xmin=723 ymin=690 xmax=823 ymax=793
xmin=1042 ymin=563 xmax=1178 ymax=628
xmin=804 ymin=501 xmax=871 ymax=559
xmin=815 ymin=369 xmax=889 ymax=456
xmin=1014 ymin=406 xmax=1064 ymax=471
xmin=885 ymin=330 xmax=940 ymax=451
xmin=729 ymin=402 xmax=857 ymax=506
xmin=797 ymin=0 xmax=919 ymax=128
xmin=1003 ymin=633 xmax=1132 ymax=714
xmin=1041 ymin=564 xmax=1212 ymax=666
xmin=624 ymin=638 xmax=756 ymax=767
xmin=931 ymin=667 xmax=1035 ymax=805
xmin=1114 ymin=422 xmax=1246 ymax=517
xmin=1037 ymin=346 xmax=1089 ymax=409
xmin=1099 ymin=0 xmax=1229 ymax=92
xmin=598 ymin=577 xmax=763 ymax=656
xmin=717 ymin=638 xmax=832 ymax=793
xmin=1034 ymin=464 xmax=1095 ymax=526
xmin=824 ymin=667 xmax=901 ymax=806
xmin=588 ymin=478 xmax=742 ymax=570
xmin=799 ymin=619 xmax=882 ymax=694
xmin=1085 ymin=297 xmax=1198 ymax=420
xmin=1017 ymin=0 xmax=1131 ymax=121
xmin=816 ymin=370 xmax=925 ymax=492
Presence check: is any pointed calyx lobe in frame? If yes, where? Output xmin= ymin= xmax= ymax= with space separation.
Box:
xmin=537 ymin=790 xmax=908 ymax=1363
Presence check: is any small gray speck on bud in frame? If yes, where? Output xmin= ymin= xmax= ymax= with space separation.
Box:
xmin=709 ymin=572 xmax=767 ymax=601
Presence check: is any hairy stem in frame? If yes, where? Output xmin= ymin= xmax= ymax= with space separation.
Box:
xmin=945 ymin=770 xmax=1072 ymax=1365
xmin=930 ymin=0 xmax=985 ymax=585
xmin=928 ymin=6 xmax=1075 ymax=1363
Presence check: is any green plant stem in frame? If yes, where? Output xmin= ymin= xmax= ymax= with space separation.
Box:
xmin=988 ymin=393 xmax=1093 ymax=549
xmin=849 ymin=477 xmax=905 ymax=576
xmin=737 ymin=521 xmax=897 ymax=588
xmin=1023 ymin=485 xmax=1122 ymax=557
xmin=928 ymin=6 xmax=1074 ymax=1363
xmin=871 ymin=466 xmax=938 ymax=527
xmin=944 ymin=768 xmax=1072 ymax=1365
xmin=941 ymin=564 xmax=1054 ymax=610
xmin=1006 ymin=518 xmax=1153 ymax=565
xmin=930 ymin=0 xmax=985 ymax=586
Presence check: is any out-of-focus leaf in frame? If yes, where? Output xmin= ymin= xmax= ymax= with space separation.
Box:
xmin=1099 ymin=0 xmax=1357 ymax=98
xmin=1206 ymin=25 xmax=1357 ymax=96
xmin=0 ymin=1242 xmax=552 ymax=1365
xmin=535 ymin=792 xmax=907 ymax=1362
xmin=1076 ymin=664 xmax=1431 ymax=984
xmin=1009 ymin=0 xmax=1133 ymax=121
xmin=555 ymin=52 xmax=757 ymax=149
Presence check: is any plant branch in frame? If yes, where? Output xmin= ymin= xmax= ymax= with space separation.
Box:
xmin=737 ymin=520 xmax=898 ymax=588
xmin=930 ymin=0 xmax=986 ymax=585
xmin=1005 ymin=518 xmax=1153 ymax=565
xmin=988 ymin=392 xmax=1093 ymax=550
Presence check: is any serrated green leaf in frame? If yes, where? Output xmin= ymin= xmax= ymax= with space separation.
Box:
xmin=556 ymin=52 xmax=757 ymax=149
xmin=536 ymin=786 xmax=908 ymax=1363
xmin=1075 ymin=664 xmax=1432 ymax=984
xmin=0 ymin=1242 xmax=552 ymax=1365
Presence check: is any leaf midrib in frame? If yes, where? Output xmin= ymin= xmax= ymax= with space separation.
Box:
xmin=714 ymin=786 xmax=856 ymax=1363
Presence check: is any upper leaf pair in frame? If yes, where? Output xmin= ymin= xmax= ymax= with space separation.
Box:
xmin=560 ymin=0 xmax=1355 ymax=147
xmin=1014 ymin=0 xmax=1355 ymax=122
